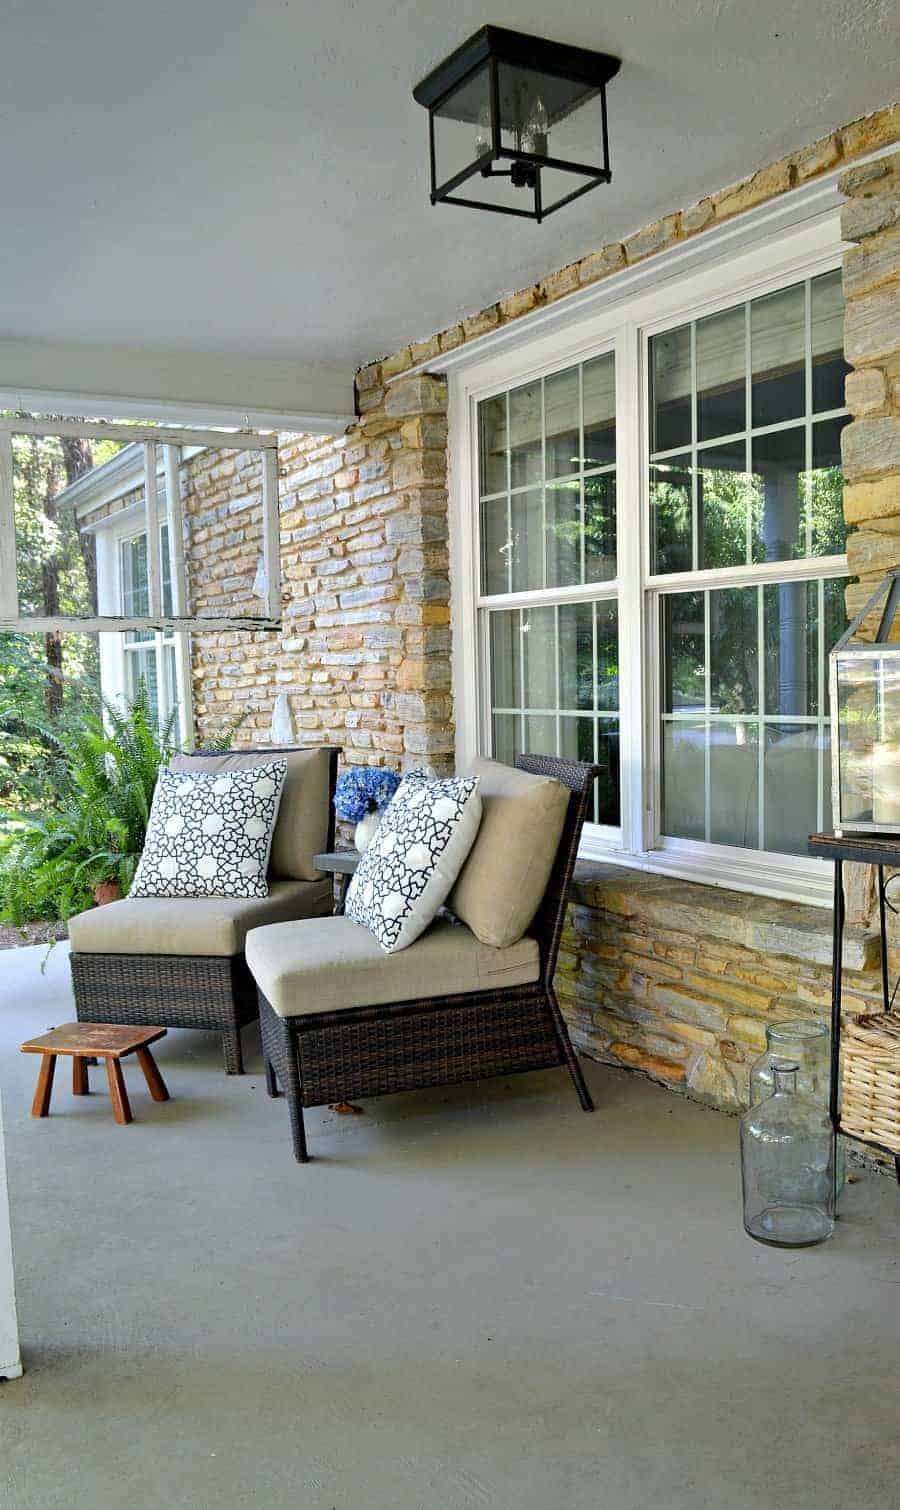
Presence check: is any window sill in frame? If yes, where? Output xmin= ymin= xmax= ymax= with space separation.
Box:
xmin=579 ymin=828 xmax=836 ymax=910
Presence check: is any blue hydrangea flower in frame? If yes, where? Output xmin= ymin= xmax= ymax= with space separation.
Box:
xmin=334 ymin=766 xmax=401 ymax=823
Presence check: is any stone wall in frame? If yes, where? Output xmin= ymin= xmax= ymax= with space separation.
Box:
xmin=840 ymin=145 xmax=900 ymax=621
xmin=187 ymin=377 xmax=454 ymax=773
xmin=558 ymin=866 xmax=880 ymax=1112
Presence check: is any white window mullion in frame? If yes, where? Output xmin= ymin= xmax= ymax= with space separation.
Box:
xmin=704 ymin=589 xmax=711 ymax=844
xmin=757 ymin=582 xmax=766 ymax=851
xmin=616 ymin=321 xmax=643 ymax=852
xmin=143 ymin=442 xmax=162 ymax=619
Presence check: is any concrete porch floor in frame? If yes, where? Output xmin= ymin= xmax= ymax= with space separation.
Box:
xmin=1 ymin=941 xmax=900 ymax=1510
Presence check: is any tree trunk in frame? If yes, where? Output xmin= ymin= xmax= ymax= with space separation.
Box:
xmin=39 ymin=435 xmax=95 ymax=719
xmin=59 ymin=438 xmax=96 ymax=611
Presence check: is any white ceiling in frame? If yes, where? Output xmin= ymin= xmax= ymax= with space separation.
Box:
xmin=0 ymin=0 xmax=895 ymax=386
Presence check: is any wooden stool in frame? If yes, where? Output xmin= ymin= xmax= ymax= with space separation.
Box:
xmin=20 ymin=1023 xmax=169 ymax=1125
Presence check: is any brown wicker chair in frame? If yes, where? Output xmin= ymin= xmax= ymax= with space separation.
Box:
xmin=258 ymin=754 xmax=599 ymax=1161
xmin=69 ymin=747 xmax=340 ymax=1075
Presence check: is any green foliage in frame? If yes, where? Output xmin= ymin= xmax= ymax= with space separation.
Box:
xmin=0 ymin=633 xmax=102 ymax=810
xmin=0 ymin=687 xmax=177 ymax=925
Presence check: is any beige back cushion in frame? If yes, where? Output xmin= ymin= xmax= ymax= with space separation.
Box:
xmin=447 ymin=757 xmax=569 ymax=948
xmin=169 ymin=747 xmax=333 ymax=881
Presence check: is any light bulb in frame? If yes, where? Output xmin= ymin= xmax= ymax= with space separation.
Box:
xmin=521 ymin=95 xmax=550 ymax=157
xmin=474 ymin=102 xmax=492 ymax=160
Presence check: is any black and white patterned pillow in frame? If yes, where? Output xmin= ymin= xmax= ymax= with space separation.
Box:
xmin=131 ymin=762 xmax=287 ymax=900
xmin=345 ymin=775 xmax=482 ymax=953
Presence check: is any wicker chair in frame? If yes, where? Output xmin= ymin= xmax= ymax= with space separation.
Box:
xmin=256 ymin=754 xmax=599 ymax=1162
xmin=69 ymin=747 xmax=340 ymax=1075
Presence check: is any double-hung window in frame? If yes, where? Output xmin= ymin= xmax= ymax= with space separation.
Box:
xmin=480 ymin=351 xmax=621 ymax=829
xmin=120 ymin=523 xmax=182 ymax=736
xmin=648 ymin=268 xmax=849 ymax=861
xmin=458 ymin=212 xmax=852 ymax=903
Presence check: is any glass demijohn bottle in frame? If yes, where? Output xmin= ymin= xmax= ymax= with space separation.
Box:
xmin=740 ymin=1065 xmax=835 ymax=1247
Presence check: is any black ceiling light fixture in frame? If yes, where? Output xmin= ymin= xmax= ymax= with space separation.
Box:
xmin=412 ymin=26 xmax=620 ymax=224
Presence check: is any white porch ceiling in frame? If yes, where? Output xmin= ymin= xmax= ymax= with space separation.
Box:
xmin=0 ymin=0 xmax=895 ymax=400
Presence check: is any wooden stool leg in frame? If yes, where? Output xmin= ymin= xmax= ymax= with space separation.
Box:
xmin=136 ymin=1046 xmax=169 ymax=1103
xmin=31 ymin=1054 xmax=57 ymax=1118
xmin=105 ymin=1058 xmax=133 ymax=1125
xmin=72 ymin=1057 xmax=89 ymax=1095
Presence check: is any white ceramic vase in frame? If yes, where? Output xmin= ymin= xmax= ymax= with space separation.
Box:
xmin=354 ymin=809 xmax=381 ymax=853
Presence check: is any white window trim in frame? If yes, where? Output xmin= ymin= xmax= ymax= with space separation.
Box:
xmin=448 ymin=207 xmax=849 ymax=907
xmin=96 ymin=508 xmax=194 ymax=748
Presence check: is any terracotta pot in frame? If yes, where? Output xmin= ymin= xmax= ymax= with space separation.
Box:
xmin=93 ymin=880 xmax=122 ymax=907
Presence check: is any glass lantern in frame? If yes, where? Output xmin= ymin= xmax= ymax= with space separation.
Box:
xmin=413 ymin=26 xmax=620 ymax=223
xmin=830 ymin=570 xmax=900 ymax=834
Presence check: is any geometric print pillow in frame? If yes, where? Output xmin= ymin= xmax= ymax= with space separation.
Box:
xmin=130 ymin=761 xmax=287 ymax=900
xmin=345 ymin=774 xmax=482 ymax=953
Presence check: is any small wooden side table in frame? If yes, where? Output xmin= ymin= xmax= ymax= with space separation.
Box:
xmin=314 ymin=850 xmax=361 ymax=915
xmin=20 ymin=1022 xmax=169 ymax=1126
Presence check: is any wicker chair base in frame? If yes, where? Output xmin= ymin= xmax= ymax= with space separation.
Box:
xmin=70 ymin=951 xmax=259 ymax=1074
xmin=259 ymin=987 xmax=592 ymax=1163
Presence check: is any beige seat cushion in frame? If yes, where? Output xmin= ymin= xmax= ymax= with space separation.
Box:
xmin=68 ymin=879 xmax=332 ymax=957
xmin=245 ymin=915 xmax=540 ymax=1018
xmin=447 ymin=758 xmax=569 ymax=948
xmin=169 ymin=747 xmax=333 ymax=881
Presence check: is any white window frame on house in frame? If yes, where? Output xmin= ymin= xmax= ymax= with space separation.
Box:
xmin=97 ymin=513 xmax=193 ymax=745
xmin=0 ymin=418 xmax=283 ymax=633
xmin=447 ymin=203 xmax=852 ymax=907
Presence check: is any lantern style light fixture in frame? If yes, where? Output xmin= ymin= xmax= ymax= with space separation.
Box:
xmin=831 ymin=570 xmax=900 ymax=835
xmin=412 ymin=26 xmax=620 ymax=223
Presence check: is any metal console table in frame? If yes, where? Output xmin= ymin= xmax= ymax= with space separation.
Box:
xmin=809 ymin=830 xmax=900 ymax=1185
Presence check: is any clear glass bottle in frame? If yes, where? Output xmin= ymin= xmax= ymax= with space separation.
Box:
xmin=741 ymin=1065 xmax=835 ymax=1247
xmin=750 ymin=1020 xmax=845 ymax=1191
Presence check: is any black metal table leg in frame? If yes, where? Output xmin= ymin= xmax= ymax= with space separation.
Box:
xmin=829 ymin=859 xmax=845 ymax=1208
xmin=878 ymin=864 xmax=890 ymax=1012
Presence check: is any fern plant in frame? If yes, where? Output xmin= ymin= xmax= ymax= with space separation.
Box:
xmin=0 ymin=686 xmax=177 ymax=925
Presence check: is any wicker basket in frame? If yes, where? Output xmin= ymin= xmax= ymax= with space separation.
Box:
xmin=841 ymin=1011 xmax=900 ymax=1155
